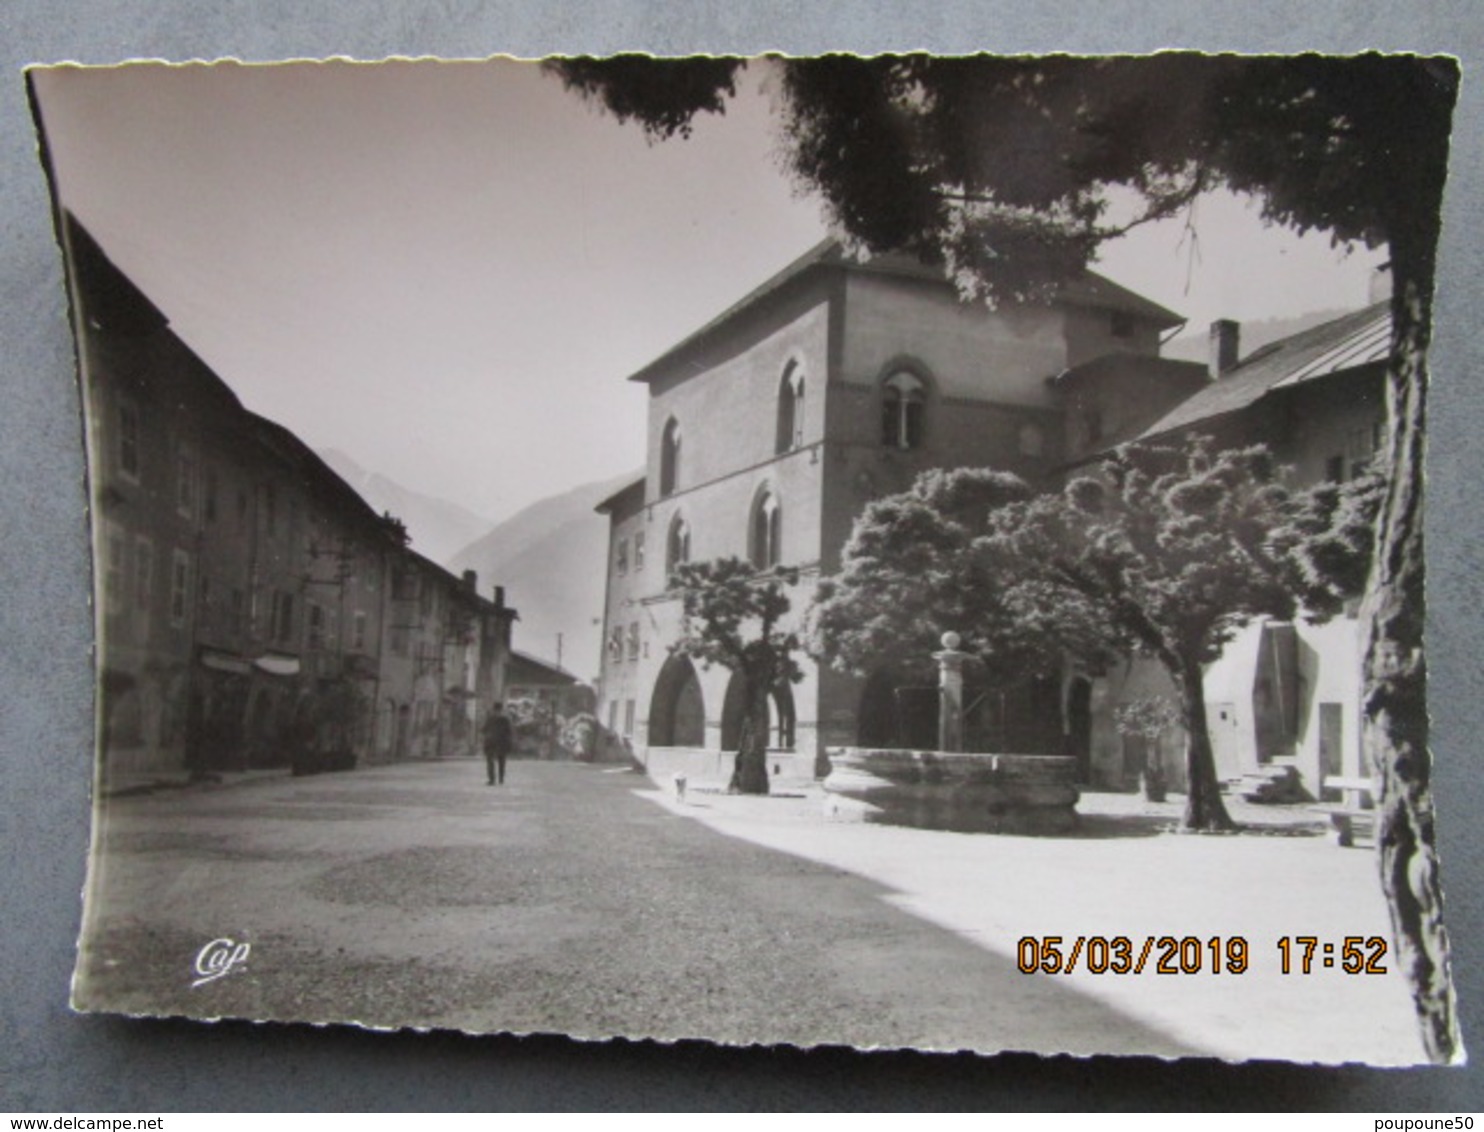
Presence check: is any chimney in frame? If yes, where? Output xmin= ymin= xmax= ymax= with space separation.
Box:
xmin=1209 ymin=319 xmax=1240 ymax=378
xmin=493 ymin=584 xmax=506 ymax=610
xmin=462 ymin=569 xmax=477 ymax=592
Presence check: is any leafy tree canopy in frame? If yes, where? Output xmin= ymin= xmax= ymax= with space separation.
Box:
xmin=548 ymin=48 xmax=1461 ymax=1059
xmin=549 ymin=53 xmax=1458 ymax=302
xmin=669 ymin=556 xmax=803 ymax=793
xmin=808 ymin=467 xmax=1115 ymax=684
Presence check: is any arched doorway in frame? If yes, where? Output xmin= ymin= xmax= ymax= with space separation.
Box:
xmin=720 ymin=672 xmax=797 ymax=750
xmin=648 ymin=653 xmax=706 ymax=747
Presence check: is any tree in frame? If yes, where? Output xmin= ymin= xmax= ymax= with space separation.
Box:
xmin=809 ymin=466 xmax=1116 ymax=686
xmin=982 ymin=439 xmax=1300 ymax=831
xmin=547 ymin=53 xmax=1461 ymax=1059
xmin=669 ymin=557 xmax=803 ymax=794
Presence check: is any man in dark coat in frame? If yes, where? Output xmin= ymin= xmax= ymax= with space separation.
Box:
xmin=482 ymin=702 xmax=514 ymax=785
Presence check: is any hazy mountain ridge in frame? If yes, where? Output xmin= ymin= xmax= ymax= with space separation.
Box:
xmin=449 ymin=470 xmax=641 ymax=682
xmin=316 ymin=448 xmax=496 ymax=568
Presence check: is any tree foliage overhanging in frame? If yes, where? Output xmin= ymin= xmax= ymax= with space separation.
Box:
xmin=548 ymin=51 xmax=1463 ymax=1061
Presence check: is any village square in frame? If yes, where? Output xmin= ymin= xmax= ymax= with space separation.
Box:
xmin=31 ymin=54 xmax=1457 ymax=1066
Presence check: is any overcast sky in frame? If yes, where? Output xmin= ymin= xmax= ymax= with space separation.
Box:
xmin=31 ymin=57 xmax=1387 ymax=524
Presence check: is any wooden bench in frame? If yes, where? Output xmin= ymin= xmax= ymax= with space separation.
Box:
xmin=1313 ymin=774 xmax=1379 ymax=847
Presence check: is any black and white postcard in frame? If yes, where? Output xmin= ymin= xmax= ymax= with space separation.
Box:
xmin=29 ymin=53 xmax=1462 ymax=1065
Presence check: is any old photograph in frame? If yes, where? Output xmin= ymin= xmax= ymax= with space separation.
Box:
xmin=28 ymin=53 xmax=1459 ymax=1064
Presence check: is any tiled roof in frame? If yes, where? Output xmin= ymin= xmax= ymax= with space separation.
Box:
xmin=1136 ymin=301 xmax=1391 ymax=440
xmin=626 ymin=239 xmax=1186 ymax=384
xmin=507 ymin=650 xmax=580 ymax=685
xmin=594 ymin=475 xmax=646 ymax=515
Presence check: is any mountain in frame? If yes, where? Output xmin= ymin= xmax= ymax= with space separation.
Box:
xmin=1161 ymin=308 xmax=1360 ymax=367
xmin=316 ymin=448 xmax=495 ymax=567
xmin=448 ymin=470 xmax=641 ymax=683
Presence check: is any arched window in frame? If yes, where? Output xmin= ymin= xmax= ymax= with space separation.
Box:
xmin=749 ymin=489 xmax=781 ymax=569
xmin=881 ymin=371 xmax=926 ymax=449
xmin=660 ymin=417 xmax=682 ymax=497
xmin=666 ymin=514 xmax=691 ymax=576
xmin=775 ymin=362 xmax=805 ymax=454
xmin=1018 ymin=422 xmax=1045 ymax=458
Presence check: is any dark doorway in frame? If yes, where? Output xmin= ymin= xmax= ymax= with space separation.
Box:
xmin=721 ymin=672 xmax=797 ymax=750
xmin=1067 ymin=677 xmax=1093 ymax=783
xmin=649 ymin=654 xmax=706 ymax=747
xmin=858 ymin=666 xmax=937 ymax=750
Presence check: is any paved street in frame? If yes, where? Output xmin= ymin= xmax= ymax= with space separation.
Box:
xmin=76 ymin=758 xmax=1191 ymax=1056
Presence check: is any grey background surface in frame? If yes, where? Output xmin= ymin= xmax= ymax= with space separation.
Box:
xmin=3 ymin=1 xmax=1481 ymax=1112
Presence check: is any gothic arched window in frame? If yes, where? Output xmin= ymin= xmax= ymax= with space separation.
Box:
xmin=749 ymin=489 xmax=781 ymax=569
xmin=775 ymin=362 xmax=805 ymax=454
xmin=660 ymin=417 xmax=682 ymax=497
xmin=666 ymin=513 xmax=691 ymax=576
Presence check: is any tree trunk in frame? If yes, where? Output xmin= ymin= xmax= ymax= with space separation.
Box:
xmin=1175 ymin=661 xmax=1235 ymax=832
xmin=1364 ymin=228 xmax=1459 ymax=1063
xmin=728 ymin=678 xmax=771 ymax=795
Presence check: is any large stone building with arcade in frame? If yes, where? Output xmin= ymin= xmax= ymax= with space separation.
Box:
xmin=595 ymin=239 xmax=1387 ymax=800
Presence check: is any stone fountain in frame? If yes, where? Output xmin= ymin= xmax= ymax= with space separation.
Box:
xmin=822 ymin=633 xmax=1080 ymax=834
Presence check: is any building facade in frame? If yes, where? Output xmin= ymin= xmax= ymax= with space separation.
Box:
xmin=64 ymin=216 xmax=515 ymax=785
xmin=1082 ymin=303 xmax=1391 ymax=798
xmin=595 ymin=240 xmax=1193 ymax=785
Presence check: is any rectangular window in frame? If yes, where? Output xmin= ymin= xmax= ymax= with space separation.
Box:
xmin=627 ymin=622 xmax=640 ymax=660
xmin=273 ymin=590 xmax=295 ymax=644
xmin=103 ymin=522 xmax=126 ymax=612
xmin=633 ymin=531 xmax=645 ymax=570
xmin=263 ymin=484 xmax=278 ymax=539
xmin=616 ymin=538 xmax=629 ymax=575
xmin=118 ymin=399 xmax=140 ymax=482
xmin=393 ymin=570 xmax=417 ymax=602
xmin=176 ymin=449 xmax=198 ymax=520
xmin=169 ymin=549 xmax=191 ymax=628
xmin=1110 ymin=310 xmax=1135 ymax=338
xmin=308 ymin=602 xmax=325 ymax=651
xmin=391 ymin=623 xmax=409 ymax=657
xmin=134 ymin=536 xmax=153 ymax=612
xmin=353 ymin=611 xmax=368 ymax=652
xmin=623 ymin=700 xmax=635 ymax=737
xmin=204 ymin=467 xmax=219 ymax=523
xmin=230 ymin=588 xmax=247 ymax=636
xmin=1347 ymin=423 xmax=1381 ymax=479
xmin=1325 ymin=454 xmax=1346 ymax=483
xmin=607 ymin=701 xmax=618 ymax=732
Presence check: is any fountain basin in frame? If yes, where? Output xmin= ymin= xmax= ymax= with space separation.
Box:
xmin=822 ymin=748 xmax=1079 ymax=834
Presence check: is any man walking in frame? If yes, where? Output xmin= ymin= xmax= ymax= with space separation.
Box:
xmin=483 ymin=702 xmax=514 ymax=785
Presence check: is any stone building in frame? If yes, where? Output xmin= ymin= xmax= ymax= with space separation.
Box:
xmin=1081 ymin=302 xmax=1390 ymax=797
xmin=595 ymin=239 xmax=1192 ymax=786
xmin=62 ymin=215 xmax=515 ymax=785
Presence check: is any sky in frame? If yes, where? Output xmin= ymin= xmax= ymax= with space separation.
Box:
xmin=30 ymin=57 xmax=1387 ymax=525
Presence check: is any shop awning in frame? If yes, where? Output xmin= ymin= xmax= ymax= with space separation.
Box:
xmin=253 ymin=653 xmax=301 ymax=677
xmin=200 ymin=649 xmax=252 ymax=676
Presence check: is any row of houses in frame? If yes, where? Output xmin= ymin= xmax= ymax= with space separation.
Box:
xmin=595 ymin=238 xmax=1387 ymax=799
xmin=64 ymin=215 xmax=519 ymax=786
